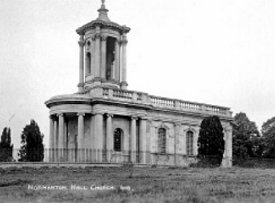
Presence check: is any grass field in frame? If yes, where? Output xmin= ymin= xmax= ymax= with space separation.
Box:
xmin=0 ymin=166 xmax=275 ymax=203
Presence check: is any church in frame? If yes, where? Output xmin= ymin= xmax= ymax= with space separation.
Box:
xmin=45 ymin=1 xmax=233 ymax=167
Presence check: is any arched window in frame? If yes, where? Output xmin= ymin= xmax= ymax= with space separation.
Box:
xmin=158 ymin=128 xmax=166 ymax=153
xmin=114 ymin=128 xmax=123 ymax=152
xmin=186 ymin=131 xmax=194 ymax=156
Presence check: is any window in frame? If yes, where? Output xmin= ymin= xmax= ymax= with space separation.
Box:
xmin=106 ymin=37 xmax=116 ymax=80
xmin=186 ymin=131 xmax=194 ymax=156
xmin=158 ymin=128 xmax=166 ymax=153
xmin=114 ymin=128 xmax=123 ymax=152
xmin=86 ymin=52 xmax=91 ymax=74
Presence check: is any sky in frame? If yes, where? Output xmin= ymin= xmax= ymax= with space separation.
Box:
xmin=0 ymin=0 xmax=275 ymax=149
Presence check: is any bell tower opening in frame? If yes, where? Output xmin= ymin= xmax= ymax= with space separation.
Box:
xmin=86 ymin=52 xmax=91 ymax=75
xmin=106 ymin=37 xmax=116 ymax=81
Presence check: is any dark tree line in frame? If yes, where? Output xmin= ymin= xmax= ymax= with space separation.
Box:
xmin=233 ymin=112 xmax=275 ymax=160
xmin=197 ymin=112 xmax=275 ymax=167
xmin=18 ymin=120 xmax=44 ymax=162
xmin=0 ymin=119 xmax=44 ymax=162
xmin=0 ymin=127 xmax=13 ymax=162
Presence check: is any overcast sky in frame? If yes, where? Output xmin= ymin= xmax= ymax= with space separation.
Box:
xmin=1 ymin=0 xmax=275 ymax=148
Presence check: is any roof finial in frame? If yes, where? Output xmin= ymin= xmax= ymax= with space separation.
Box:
xmin=97 ymin=0 xmax=110 ymax=21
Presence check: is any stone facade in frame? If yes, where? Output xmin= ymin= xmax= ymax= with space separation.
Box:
xmin=45 ymin=1 xmax=233 ymax=167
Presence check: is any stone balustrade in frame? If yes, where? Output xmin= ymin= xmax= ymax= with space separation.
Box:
xmin=90 ymin=87 xmax=232 ymax=117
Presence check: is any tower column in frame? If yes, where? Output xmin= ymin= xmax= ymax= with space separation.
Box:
xmin=130 ymin=116 xmax=137 ymax=163
xmin=58 ymin=113 xmax=64 ymax=162
xmin=101 ymin=35 xmax=107 ymax=79
xmin=94 ymin=28 xmax=101 ymax=80
xmin=106 ymin=113 xmax=113 ymax=162
xmin=78 ymin=35 xmax=85 ymax=92
xmin=139 ymin=117 xmax=147 ymax=164
xmin=120 ymin=35 xmax=128 ymax=89
xmin=77 ymin=113 xmax=85 ymax=162
xmin=115 ymin=39 xmax=120 ymax=82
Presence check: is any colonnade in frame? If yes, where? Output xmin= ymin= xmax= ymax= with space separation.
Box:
xmin=49 ymin=113 xmax=147 ymax=163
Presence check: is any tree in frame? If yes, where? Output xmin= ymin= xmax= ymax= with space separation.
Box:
xmin=18 ymin=120 xmax=44 ymax=162
xmin=0 ymin=127 xmax=13 ymax=162
xmin=232 ymin=112 xmax=261 ymax=159
xmin=261 ymin=117 xmax=275 ymax=158
xmin=197 ymin=116 xmax=224 ymax=165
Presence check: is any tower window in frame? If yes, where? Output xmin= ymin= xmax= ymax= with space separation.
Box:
xmin=186 ymin=131 xmax=194 ymax=156
xmin=86 ymin=52 xmax=91 ymax=75
xmin=106 ymin=37 xmax=116 ymax=80
xmin=158 ymin=128 xmax=166 ymax=153
xmin=114 ymin=128 xmax=123 ymax=152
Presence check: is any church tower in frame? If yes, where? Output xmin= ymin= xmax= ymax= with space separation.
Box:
xmin=76 ymin=0 xmax=130 ymax=91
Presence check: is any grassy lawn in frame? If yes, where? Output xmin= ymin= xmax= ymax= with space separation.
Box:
xmin=0 ymin=166 xmax=275 ymax=202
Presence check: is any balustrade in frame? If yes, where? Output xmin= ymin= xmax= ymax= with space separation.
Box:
xmin=91 ymin=87 xmax=230 ymax=116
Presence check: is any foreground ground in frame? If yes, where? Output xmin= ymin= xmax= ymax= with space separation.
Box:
xmin=0 ymin=166 xmax=275 ymax=202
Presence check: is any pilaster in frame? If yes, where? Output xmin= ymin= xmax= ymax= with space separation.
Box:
xmin=120 ymin=34 xmax=128 ymax=89
xmin=174 ymin=123 xmax=181 ymax=165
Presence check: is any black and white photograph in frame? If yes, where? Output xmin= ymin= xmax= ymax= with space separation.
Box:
xmin=0 ymin=0 xmax=275 ymax=202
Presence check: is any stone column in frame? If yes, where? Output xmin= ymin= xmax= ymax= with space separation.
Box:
xmin=58 ymin=113 xmax=64 ymax=162
xmin=49 ymin=115 xmax=54 ymax=162
xmin=77 ymin=113 xmax=85 ymax=162
xmin=53 ymin=117 xmax=58 ymax=162
xmin=94 ymin=113 xmax=104 ymax=162
xmin=106 ymin=114 xmax=113 ymax=162
xmin=130 ymin=116 xmax=137 ymax=163
xmin=101 ymin=35 xmax=107 ymax=79
xmin=78 ymin=35 xmax=85 ymax=92
xmin=120 ymin=35 xmax=128 ymax=89
xmin=91 ymin=38 xmax=96 ymax=77
xmin=139 ymin=117 xmax=147 ymax=164
xmin=115 ymin=39 xmax=120 ymax=82
xmin=94 ymin=28 xmax=101 ymax=79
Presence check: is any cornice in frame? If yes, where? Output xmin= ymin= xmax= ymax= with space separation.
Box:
xmin=76 ymin=20 xmax=130 ymax=35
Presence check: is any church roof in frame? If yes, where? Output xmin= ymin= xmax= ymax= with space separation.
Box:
xmin=76 ymin=1 xmax=130 ymax=35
